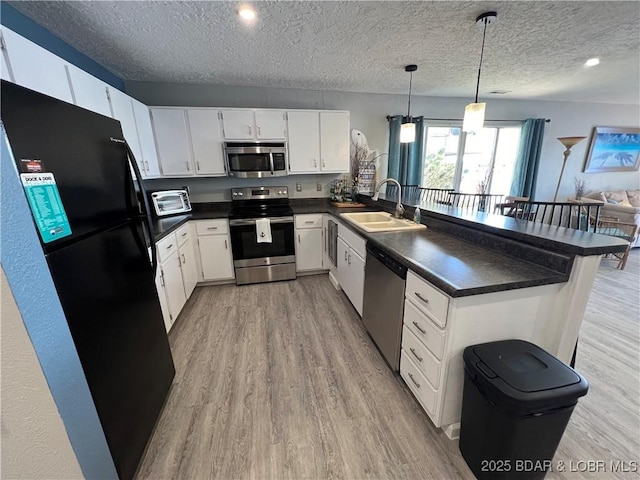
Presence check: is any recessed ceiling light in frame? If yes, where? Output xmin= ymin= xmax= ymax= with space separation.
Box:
xmin=238 ymin=5 xmax=256 ymax=22
xmin=584 ymin=58 xmax=600 ymax=67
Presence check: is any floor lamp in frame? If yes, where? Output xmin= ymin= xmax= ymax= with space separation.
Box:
xmin=553 ymin=136 xmax=586 ymax=202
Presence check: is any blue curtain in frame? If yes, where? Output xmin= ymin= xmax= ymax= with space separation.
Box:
xmin=387 ymin=115 xmax=426 ymax=186
xmin=510 ymin=118 xmax=546 ymax=199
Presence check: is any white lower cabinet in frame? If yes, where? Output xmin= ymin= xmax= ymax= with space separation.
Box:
xmin=155 ymin=224 xmax=198 ymax=332
xmin=194 ymin=219 xmax=235 ymax=281
xmin=336 ymin=225 xmax=366 ymax=315
xmin=295 ymin=214 xmax=324 ymax=272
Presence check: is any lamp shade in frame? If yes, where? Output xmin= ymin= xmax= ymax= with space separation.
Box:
xmin=400 ymin=122 xmax=416 ymax=143
xmin=462 ymin=102 xmax=486 ymax=133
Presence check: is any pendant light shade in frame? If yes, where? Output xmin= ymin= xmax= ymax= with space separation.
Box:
xmin=462 ymin=12 xmax=497 ymax=133
xmin=400 ymin=122 xmax=416 ymax=143
xmin=400 ymin=64 xmax=418 ymax=143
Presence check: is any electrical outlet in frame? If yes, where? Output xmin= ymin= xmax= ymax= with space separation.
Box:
xmin=296 ymin=182 xmax=302 ymax=192
xmin=316 ymin=182 xmax=322 ymax=192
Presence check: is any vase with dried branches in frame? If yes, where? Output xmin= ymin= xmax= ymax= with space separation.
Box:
xmin=574 ymin=177 xmax=588 ymax=201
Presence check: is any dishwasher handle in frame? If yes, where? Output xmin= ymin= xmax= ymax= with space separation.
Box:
xmin=366 ymin=244 xmax=407 ymax=279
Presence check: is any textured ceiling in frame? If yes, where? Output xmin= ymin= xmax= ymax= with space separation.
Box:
xmin=9 ymin=1 xmax=640 ymax=104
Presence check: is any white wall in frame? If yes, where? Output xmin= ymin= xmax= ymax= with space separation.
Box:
xmin=0 ymin=269 xmax=84 ymax=480
xmin=127 ymin=81 xmax=640 ymax=201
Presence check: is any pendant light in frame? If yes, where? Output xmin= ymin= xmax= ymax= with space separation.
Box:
xmin=462 ymin=11 xmax=497 ymax=133
xmin=400 ymin=64 xmax=418 ymax=143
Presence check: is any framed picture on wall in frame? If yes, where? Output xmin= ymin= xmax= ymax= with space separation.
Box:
xmin=583 ymin=126 xmax=640 ymax=173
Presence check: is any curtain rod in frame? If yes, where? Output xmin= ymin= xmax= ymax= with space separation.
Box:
xmin=385 ymin=116 xmax=550 ymax=123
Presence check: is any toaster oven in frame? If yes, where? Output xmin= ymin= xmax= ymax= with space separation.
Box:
xmin=151 ymin=189 xmax=192 ymax=216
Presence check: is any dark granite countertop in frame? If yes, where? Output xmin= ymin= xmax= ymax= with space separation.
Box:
xmin=364 ymin=229 xmax=568 ymax=297
xmin=152 ymin=214 xmax=190 ymax=242
xmin=368 ymin=193 xmax=628 ymax=256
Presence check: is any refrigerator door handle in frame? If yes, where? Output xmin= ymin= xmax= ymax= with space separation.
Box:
xmin=112 ymin=137 xmax=158 ymax=277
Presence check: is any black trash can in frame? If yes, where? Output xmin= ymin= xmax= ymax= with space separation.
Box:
xmin=459 ymin=340 xmax=588 ymax=480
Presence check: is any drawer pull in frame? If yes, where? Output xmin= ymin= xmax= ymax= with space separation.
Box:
xmin=408 ymin=373 xmax=421 ymax=388
xmin=207 ymin=227 xmax=218 ymax=230
xmin=166 ymin=243 xmax=173 ymax=250
xmin=181 ymin=232 xmax=188 ymax=237
xmin=410 ymin=347 xmax=423 ymax=363
xmin=304 ymin=220 xmax=314 ymax=224
xmin=414 ymin=292 xmax=430 ymax=304
xmin=412 ymin=321 xmax=427 ymax=335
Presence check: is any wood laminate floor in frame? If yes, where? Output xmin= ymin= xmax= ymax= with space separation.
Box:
xmin=137 ymin=251 xmax=640 ymax=480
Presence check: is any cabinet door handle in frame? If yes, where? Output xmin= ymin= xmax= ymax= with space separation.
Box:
xmin=145 ymin=161 xmax=149 ymax=171
xmin=414 ymin=292 xmax=430 ymax=304
xmin=186 ymin=161 xmax=190 ymax=171
xmin=322 ymin=159 xmax=325 ymax=168
xmin=324 ymin=227 xmax=327 ymax=252
xmin=298 ymin=234 xmax=301 ymax=243
xmin=178 ymin=256 xmax=181 ymax=267
xmin=181 ymin=253 xmax=186 ymax=264
xmin=160 ymin=270 xmax=165 ymax=287
xmin=410 ymin=347 xmax=423 ymax=363
xmin=248 ymin=125 xmax=252 ymax=136
xmin=313 ymin=159 xmax=317 ymax=167
xmin=344 ymin=250 xmax=348 ymax=261
xmin=224 ymin=239 xmax=228 ymax=249
xmin=196 ymin=161 xmax=201 ymax=171
xmin=412 ymin=321 xmax=427 ymax=335
xmin=348 ymin=253 xmax=351 ymax=265
xmin=257 ymin=125 xmax=262 ymax=136
xmin=166 ymin=243 xmax=173 ymax=250
xmin=407 ymin=373 xmax=421 ymax=388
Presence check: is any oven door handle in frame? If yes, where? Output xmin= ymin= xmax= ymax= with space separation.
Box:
xmin=229 ymin=216 xmax=294 ymax=226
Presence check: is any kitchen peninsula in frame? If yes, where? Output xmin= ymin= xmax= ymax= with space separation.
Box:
xmin=151 ymin=192 xmax=627 ymax=439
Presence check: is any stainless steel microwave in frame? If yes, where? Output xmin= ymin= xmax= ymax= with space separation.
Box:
xmin=151 ymin=189 xmax=192 ymax=216
xmin=224 ymin=142 xmax=287 ymax=178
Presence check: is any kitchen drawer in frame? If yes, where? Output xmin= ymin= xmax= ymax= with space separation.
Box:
xmin=175 ymin=223 xmax=190 ymax=246
xmin=406 ymin=270 xmax=449 ymax=327
xmin=156 ymin=232 xmax=177 ymax=263
xmin=404 ymin=299 xmax=445 ymax=359
xmin=402 ymin=325 xmax=441 ymax=389
xmin=195 ymin=219 xmax=228 ymax=236
xmin=338 ymin=223 xmax=366 ymax=258
xmin=295 ymin=214 xmax=323 ymax=229
xmin=401 ymin=350 xmax=437 ymax=419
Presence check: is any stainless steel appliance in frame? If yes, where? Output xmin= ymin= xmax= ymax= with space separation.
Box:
xmin=224 ymin=142 xmax=287 ymax=178
xmin=150 ymin=189 xmax=191 ymax=216
xmin=228 ymin=186 xmax=296 ymax=285
xmin=327 ymin=218 xmax=338 ymax=267
xmin=362 ymin=244 xmax=407 ymax=371
xmin=1 ymin=80 xmax=175 ymax=480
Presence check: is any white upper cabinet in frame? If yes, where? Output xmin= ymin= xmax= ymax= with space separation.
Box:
xmin=319 ymin=111 xmax=350 ymax=172
xmin=108 ymin=86 xmax=143 ymax=172
xmin=221 ymin=109 xmax=286 ymax=141
xmin=255 ymin=110 xmax=286 ymax=140
xmin=150 ymin=108 xmax=193 ymax=177
xmin=66 ymin=64 xmax=112 ymax=117
xmin=1 ymin=26 xmax=73 ymax=103
xmin=287 ymin=110 xmax=349 ymax=174
xmin=287 ymin=111 xmax=321 ymax=173
xmin=131 ymin=99 xmax=161 ymax=178
xmin=221 ymin=109 xmax=255 ymax=140
xmin=187 ymin=109 xmax=226 ymax=176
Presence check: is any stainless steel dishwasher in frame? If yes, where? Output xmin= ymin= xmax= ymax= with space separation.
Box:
xmin=362 ymin=244 xmax=407 ymax=372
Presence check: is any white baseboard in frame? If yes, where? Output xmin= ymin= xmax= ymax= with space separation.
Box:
xmin=329 ymin=270 xmax=340 ymax=289
xmin=443 ymin=422 xmax=460 ymax=440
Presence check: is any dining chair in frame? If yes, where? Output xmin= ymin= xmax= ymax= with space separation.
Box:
xmin=420 ymin=188 xmax=456 ymax=205
xmin=448 ymin=193 xmax=505 ymax=213
xmin=509 ymin=201 xmax=602 ymax=233
xmin=592 ymin=218 xmax=638 ymax=270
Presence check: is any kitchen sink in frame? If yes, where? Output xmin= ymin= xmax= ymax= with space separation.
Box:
xmin=340 ymin=211 xmax=426 ymax=232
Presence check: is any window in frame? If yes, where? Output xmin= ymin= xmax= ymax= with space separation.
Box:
xmin=422 ymin=125 xmax=521 ymax=194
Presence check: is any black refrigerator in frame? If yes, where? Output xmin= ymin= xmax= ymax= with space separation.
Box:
xmin=1 ymin=80 xmax=175 ymax=480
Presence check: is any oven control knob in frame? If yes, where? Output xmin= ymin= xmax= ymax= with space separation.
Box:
xmin=232 ymin=192 xmax=237 ymax=197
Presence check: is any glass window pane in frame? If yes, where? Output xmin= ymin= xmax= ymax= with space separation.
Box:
xmin=489 ymin=127 xmax=521 ymax=195
xmin=423 ymin=127 xmax=459 ymax=188
xmin=459 ymin=128 xmax=497 ymax=193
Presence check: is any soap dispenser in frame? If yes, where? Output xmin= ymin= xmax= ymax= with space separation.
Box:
xmin=413 ymin=207 xmax=421 ymax=224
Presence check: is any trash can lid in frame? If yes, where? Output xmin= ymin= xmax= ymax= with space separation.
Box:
xmin=464 ymin=340 xmax=588 ymax=415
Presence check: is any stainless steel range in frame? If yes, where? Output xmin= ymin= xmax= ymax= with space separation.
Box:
xmin=228 ymin=186 xmax=296 ymax=285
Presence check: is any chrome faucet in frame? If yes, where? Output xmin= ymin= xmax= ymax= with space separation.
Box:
xmin=372 ymin=178 xmax=405 ymax=219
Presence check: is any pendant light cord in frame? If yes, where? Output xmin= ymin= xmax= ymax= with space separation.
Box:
xmin=474 ymin=18 xmax=488 ymax=103
xmin=407 ymin=71 xmax=413 ymax=119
